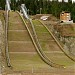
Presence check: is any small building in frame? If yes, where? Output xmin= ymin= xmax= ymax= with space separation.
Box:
xmin=60 ymin=11 xmax=73 ymax=23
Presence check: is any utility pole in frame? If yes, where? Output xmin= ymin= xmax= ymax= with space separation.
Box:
xmin=28 ymin=9 xmax=29 ymax=15
xmin=43 ymin=0 xmax=45 ymax=14
xmin=40 ymin=8 xmax=42 ymax=14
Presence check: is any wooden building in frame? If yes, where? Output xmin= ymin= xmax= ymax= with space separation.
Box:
xmin=60 ymin=11 xmax=73 ymax=23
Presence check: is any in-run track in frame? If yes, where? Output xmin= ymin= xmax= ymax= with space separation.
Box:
xmin=6 ymin=11 xmax=75 ymax=71
xmin=17 ymin=12 xmax=75 ymax=68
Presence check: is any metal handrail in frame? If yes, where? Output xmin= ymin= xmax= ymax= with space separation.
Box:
xmin=5 ymin=0 xmax=11 ymax=67
xmin=5 ymin=10 xmax=11 ymax=67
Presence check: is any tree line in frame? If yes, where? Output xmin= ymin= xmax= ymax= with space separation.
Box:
xmin=0 ymin=0 xmax=75 ymax=22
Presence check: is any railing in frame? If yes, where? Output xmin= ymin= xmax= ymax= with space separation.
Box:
xmin=5 ymin=0 xmax=11 ymax=67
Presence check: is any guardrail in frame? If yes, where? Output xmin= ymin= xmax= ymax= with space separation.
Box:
xmin=5 ymin=0 xmax=11 ymax=67
xmin=5 ymin=10 xmax=11 ymax=67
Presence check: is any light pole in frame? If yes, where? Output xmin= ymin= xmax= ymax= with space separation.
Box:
xmin=43 ymin=0 xmax=44 ymax=13
xmin=40 ymin=8 xmax=42 ymax=14
xmin=28 ymin=9 xmax=29 ymax=15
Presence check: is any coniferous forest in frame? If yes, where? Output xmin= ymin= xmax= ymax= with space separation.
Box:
xmin=0 ymin=0 xmax=75 ymax=22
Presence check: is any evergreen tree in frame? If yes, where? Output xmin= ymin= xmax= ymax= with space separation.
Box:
xmin=1 ymin=0 xmax=75 ymax=22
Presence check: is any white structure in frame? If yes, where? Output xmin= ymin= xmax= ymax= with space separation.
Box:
xmin=21 ymin=4 xmax=29 ymax=19
xmin=64 ymin=0 xmax=68 ymax=2
xmin=49 ymin=0 xmax=75 ymax=3
xmin=49 ymin=0 xmax=52 ymax=1
xmin=72 ymin=0 xmax=75 ymax=3
xmin=6 ymin=0 xmax=11 ymax=10
xmin=58 ymin=0 xmax=62 ymax=2
xmin=40 ymin=16 xmax=49 ymax=20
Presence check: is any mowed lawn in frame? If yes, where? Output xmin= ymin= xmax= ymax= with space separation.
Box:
xmin=8 ymin=31 xmax=31 ymax=41
xmin=9 ymin=53 xmax=50 ymax=72
xmin=8 ymin=12 xmax=75 ymax=73
xmin=9 ymin=52 xmax=75 ymax=72
xmin=45 ymin=53 xmax=75 ymax=66
xmin=32 ymin=20 xmax=63 ymax=52
xmin=8 ymin=12 xmax=35 ymax=52
xmin=32 ymin=20 xmax=75 ymax=67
